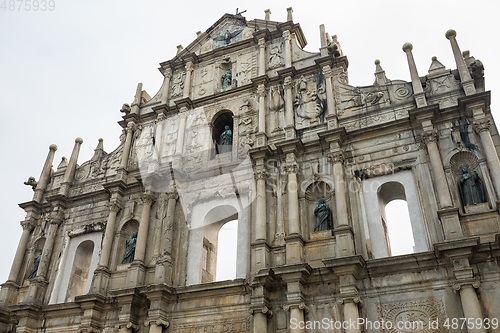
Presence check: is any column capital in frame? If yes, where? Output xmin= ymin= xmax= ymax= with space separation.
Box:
xmin=166 ymin=191 xmax=179 ymax=200
xmin=107 ymin=201 xmax=123 ymax=213
xmin=20 ymin=219 xmax=36 ymax=231
xmin=258 ymin=38 xmax=266 ymax=49
xmin=283 ymin=76 xmax=293 ymax=88
xmin=322 ymin=65 xmax=333 ymax=79
xmin=420 ymin=129 xmax=438 ymax=145
xmin=452 ymin=278 xmax=481 ymax=292
xmin=141 ymin=193 xmax=156 ymax=206
xmin=126 ymin=121 xmax=137 ymax=133
xmin=339 ymin=295 xmax=364 ymax=307
xmin=283 ymin=162 xmax=298 ymax=174
xmin=249 ymin=305 xmax=273 ymax=317
xmin=185 ymin=61 xmax=193 ymax=71
xmin=327 ymin=151 xmax=345 ymax=164
xmin=283 ymin=302 xmax=309 ymax=313
xmin=282 ymin=30 xmax=291 ymax=40
xmin=161 ymin=67 xmax=173 ymax=78
xmin=156 ymin=113 xmax=166 ymax=122
xmin=144 ymin=318 xmax=169 ymax=328
xmin=254 ymin=169 xmax=269 ymax=180
xmin=257 ymin=84 xmax=267 ymax=97
xmin=473 ymin=118 xmax=491 ymax=133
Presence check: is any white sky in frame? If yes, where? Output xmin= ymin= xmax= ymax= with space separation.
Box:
xmin=1 ymin=0 xmax=499 ymax=283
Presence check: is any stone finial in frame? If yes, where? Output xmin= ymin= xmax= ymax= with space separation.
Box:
xmin=196 ymin=31 xmax=202 ymax=37
xmin=57 ymin=157 xmax=68 ymax=170
xmin=445 ymin=29 xmax=456 ymax=40
xmin=49 ymin=144 xmax=58 ymax=151
xmin=373 ymin=59 xmax=390 ymax=85
xmin=428 ymin=56 xmax=447 ymax=76
xmin=286 ymin=7 xmax=293 ymax=21
xmin=176 ymin=45 xmax=183 ymax=55
xmin=264 ymin=9 xmax=271 ymax=21
xmin=402 ymin=42 xmax=427 ymax=108
xmin=75 ymin=137 xmax=83 ymax=144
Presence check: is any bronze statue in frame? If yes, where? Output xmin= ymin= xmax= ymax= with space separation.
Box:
xmin=221 ymin=70 xmax=232 ymax=89
xmin=219 ymin=125 xmax=232 ymax=154
xmin=121 ymin=232 xmax=137 ymax=264
xmin=314 ymin=198 xmax=332 ymax=232
xmin=28 ymin=250 xmax=42 ymax=280
xmin=459 ymin=166 xmax=485 ymax=206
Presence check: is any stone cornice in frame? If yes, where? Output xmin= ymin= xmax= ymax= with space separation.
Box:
xmin=458 ymin=90 xmax=491 ymax=116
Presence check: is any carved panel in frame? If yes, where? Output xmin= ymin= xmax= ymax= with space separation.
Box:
xmin=170 ymin=72 xmax=185 ymax=98
xmin=172 ymin=317 xmax=251 ymax=333
xmin=378 ymin=298 xmax=449 ymax=333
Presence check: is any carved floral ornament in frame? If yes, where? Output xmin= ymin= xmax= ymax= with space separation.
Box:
xmin=473 ymin=118 xmax=491 ymax=133
xmin=420 ymin=129 xmax=439 ymax=145
xmin=378 ymin=299 xmax=449 ymax=333
xmin=327 ymin=151 xmax=345 ymax=164
xmin=283 ymin=162 xmax=299 ymax=174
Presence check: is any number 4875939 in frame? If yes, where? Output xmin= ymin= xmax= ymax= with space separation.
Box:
xmin=1 ymin=0 xmax=55 ymax=11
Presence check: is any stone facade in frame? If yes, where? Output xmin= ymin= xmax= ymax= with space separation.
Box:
xmin=1 ymin=10 xmax=500 ymax=333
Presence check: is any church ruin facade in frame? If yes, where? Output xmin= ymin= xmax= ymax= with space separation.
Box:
xmin=1 ymin=9 xmax=500 ymax=333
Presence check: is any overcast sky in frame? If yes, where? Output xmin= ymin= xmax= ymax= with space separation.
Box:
xmin=1 ymin=1 xmax=499 ymax=283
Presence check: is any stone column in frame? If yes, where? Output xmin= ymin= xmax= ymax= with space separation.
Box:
xmin=255 ymin=168 xmax=267 ymax=241
xmin=175 ymin=111 xmax=187 ymax=155
xmin=284 ymin=76 xmax=294 ymax=128
xmin=160 ymin=68 xmax=172 ymax=104
xmin=154 ymin=113 xmax=165 ymax=157
xmin=284 ymin=303 xmax=308 ymax=333
xmin=457 ymin=284 xmax=486 ymax=333
xmin=258 ymin=38 xmax=266 ymax=76
xmin=59 ymin=137 xmax=83 ymax=196
xmin=33 ymin=144 xmax=57 ymax=203
xmin=134 ymin=192 xmax=156 ymax=263
xmin=342 ymin=299 xmax=362 ymax=333
xmin=474 ymin=119 xmax=500 ymax=198
xmin=322 ymin=65 xmax=335 ymax=117
xmin=330 ymin=152 xmax=348 ymax=225
xmin=446 ymin=29 xmax=476 ymax=96
xmin=162 ymin=191 xmax=178 ymax=256
xmin=98 ymin=202 xmax=122 ymax=268
xmin=154 ymin=191 xmax=177 ymax=283
xmin=183 ymin=61 xmax=193 ymax=98
xmin=258 ymin=84 xmax=267 ymax=134
xmin=402 ymin=43 xmax=427 ymax=108
xmin=251 ymin=306 xmax=272 ymax=333
xmin=7 ymin=220 xmax=35 ymax=283
xmin=119 ymin=122 xmax=136 ymax=170
xmin=421 ymin=130 xmax=453 ymax=208
xmin=285 ymin=163 xmax=300 ymax=235
xmin=283 ymin=30 xmax=292 ymax=68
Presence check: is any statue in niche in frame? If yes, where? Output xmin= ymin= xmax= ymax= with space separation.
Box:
xmin=28 ymin=250 xmax=42 ymax=280
xmin=219 ymin=125 xmax=232 ymax=154
xmin=314 ymin=198 xmax=332 ymax=232
xmin=221 ymin=69 xmax=232 ymax=89
xmin=269 ymin=43 xmax=284 ymax=69
xmin=459 ymin=167 xmax=485 ymax=206
xmin=121 ymin=232 xmax=137 ymax=264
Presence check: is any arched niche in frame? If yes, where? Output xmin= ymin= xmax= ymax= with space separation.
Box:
xmin=211 ymin=110 xmax=234 ymax=156
xmin=186 ymin=198 xmax=250 ymax=285
xmin=113 ymin=219 xmax=139 ymax=269
xmin=49 ymin=233 xmax=101 ymax=304
xmin=362 ymin=171 xmax=429 ymax=258
xmin=448 ymin=151 xmax=494 ymax=210
xmin=23 ymin=237 xmax=45 ymax=283
xmin=304 ymin=181 xmax=334 ymax=234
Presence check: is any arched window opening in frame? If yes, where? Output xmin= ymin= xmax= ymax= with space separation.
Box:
xmin=211 ymin=111 xmax=233 ymax=157
xmin=216 ymin=220 xmax=238 ymax=281
xmin=385 ymin=200 xmax=414 ymax=256
xmin=377 ymin=182 xmax=415 ymax=257
xmin=65 ymin=240 xmax=94 ymax=302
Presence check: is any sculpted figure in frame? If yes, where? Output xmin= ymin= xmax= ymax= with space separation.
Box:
xmin=221 ymin=70 xmax=232 ymax=89
xmin=314 ymin=198 xmax=332 ymax=232
xmin=121 ymin=232 xmax=137 ymax=264
xmin=219 ymin=125 xmax=232 ymax=154
xmin=459 ymin=167 xmax=485 ymax=206
xmin=28 ymin=250 xmax=42 ymax=280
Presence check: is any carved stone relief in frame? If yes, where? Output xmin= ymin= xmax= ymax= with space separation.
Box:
xmin=195 ymin=65 xmax=214 ymax=97
xmin=268 ymin=42 xmax=284 ymax=69
xmin=378 ymin=298 xmax=449 ymax=333
xmin=235 ymin=53 xmax=253 ymax=86
xmin=172 ymin=317 xmax=251 ymax=333
xmin=170 ymin=72 xmax=185 ymax=98
xmin=294 ymin=74 xmax=327 ymax=129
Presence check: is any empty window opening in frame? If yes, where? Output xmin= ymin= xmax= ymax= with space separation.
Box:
xmin=385 ymin=200 xmax=414 ymax=256
xmin=65 ymin=240 xmax=94 ymax=302
xmin=216 ymin=219 xmax=238 ymax=281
